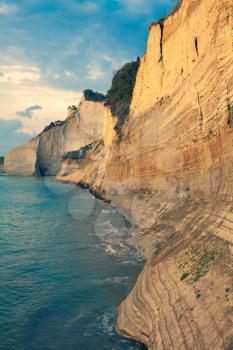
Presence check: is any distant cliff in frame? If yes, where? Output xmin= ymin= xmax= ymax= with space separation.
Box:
xmin=4 ymin=138 xmax=39 ymax=175
xmin=4 ymin=98 xmax=105 ymax=176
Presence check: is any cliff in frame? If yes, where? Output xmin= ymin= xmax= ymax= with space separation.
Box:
xmin=5 ymin=0 xmax=233 ymax=347
xmin=57 ymin=0 xmax=233 ymax=348
xmin=36 ymin=99 xmax=105 ymax=175
xmin=4 ymin=138 xmax=39 ymax=175
xmin=4 ymin=98 xmax=105 ymax=176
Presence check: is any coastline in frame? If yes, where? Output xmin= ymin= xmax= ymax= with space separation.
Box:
xmin=56 ymin=175 xmax=233 ymax=349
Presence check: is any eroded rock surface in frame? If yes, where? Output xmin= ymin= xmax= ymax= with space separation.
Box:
xmin=4 ymin=138 xmax=39 ymax=175
xmin=57 ymin=0 xmax=233 ymax=348
xmin=4 ymin=99 xmax=105 ymax=176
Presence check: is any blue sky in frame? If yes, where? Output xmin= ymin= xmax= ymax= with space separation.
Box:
xmin=0 ymin=0 xmax=177 ymax=155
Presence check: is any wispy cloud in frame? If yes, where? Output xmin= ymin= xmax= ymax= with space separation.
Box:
xmin=87 ymin=63 xmax=105 ymax=81
xmin=118 ymin=0 xmax=175 ymax=15
xmin=0 ymin=3 xmax=18 ymax=15
xmin=17 ymin=105 xmax=42 ymax=119
xmin=0 ymin=119 xmax=29 ymax=155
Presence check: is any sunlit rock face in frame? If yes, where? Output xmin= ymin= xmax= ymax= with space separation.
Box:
xmin=57 ymin=0 xmax=233 ymax=349
xmin=4 ymin=138 xmax=39 ymax=175
xmin=103 ymin=0 xmax=233 ymax=200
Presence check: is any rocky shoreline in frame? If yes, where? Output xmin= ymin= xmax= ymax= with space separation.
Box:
xmin=56 ymin=176 xmax=233 ymax=349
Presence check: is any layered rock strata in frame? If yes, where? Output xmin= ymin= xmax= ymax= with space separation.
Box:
xmin=4 ymin=99 xmax=105 ymax=176
xmin=57 ymin=0 xmax=233 ymax=348
xmin=4 ymin=138 xmax=39 ymax=175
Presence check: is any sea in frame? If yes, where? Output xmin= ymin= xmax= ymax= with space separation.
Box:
xmin=0 ymin=175 xmax=146 ymax=350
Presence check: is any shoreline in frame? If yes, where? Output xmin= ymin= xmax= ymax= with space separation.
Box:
xmin=56 ymin=175 xmax=233 ymax=349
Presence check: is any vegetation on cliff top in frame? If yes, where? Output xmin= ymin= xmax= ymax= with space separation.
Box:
xmin=63 ymin=139 xmax=104 ymax=162
xmin=41 ymin=120 xmax=66 ymax=134
xmin=83 ymin=89 xmax=106 ymax=103
xmin=105 ymin=58 xmax=140 ymax=137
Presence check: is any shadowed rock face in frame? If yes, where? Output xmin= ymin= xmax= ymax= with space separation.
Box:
xmin=57 ymin=0 xmax=233 ymax=348
xmin=36 ymin=100 xmax=105 ymax=176
xmin=4 ymin=138 xmax=39 ymax=175
xmin=4 ymin=99 xmax=105 ymax=176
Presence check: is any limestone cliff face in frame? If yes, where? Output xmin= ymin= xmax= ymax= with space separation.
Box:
xmin=5 ymin=99 xmax=105 ymax=176
xmin=103 ymin=0 xmax=233 ymax=198
xmin=36 ymin=99 xmax=105 ymax=175
xmin=4 ymin=138 xmax=39 ymax=175
xmin=57 ymin=0 xmax=233 ymax=349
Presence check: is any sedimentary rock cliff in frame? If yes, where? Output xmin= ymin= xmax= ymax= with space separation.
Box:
xmin=4 ymin=98 xmax=105 ymax=176
xmin=4 ymin=138 xmax=39 ymax=175
xmin=57 ymin=0 xmax=233 ymax=348
xmin=36 ymin=99 xmax=105 ymax=175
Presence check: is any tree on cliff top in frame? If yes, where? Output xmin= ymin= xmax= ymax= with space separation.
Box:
xmin=83 ymin=89 xmax=106 ymax=103
xmin=105 ymin=57 xmax=140 ymax=136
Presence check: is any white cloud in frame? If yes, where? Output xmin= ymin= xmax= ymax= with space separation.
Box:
xmin=0 ymin=49 xmax=82 ymax=135
xmin=0 ymin=3 xmax=18 ymax=15
xmin=0 ymin=64 xmax=40 ymax=84
xmin=87 ymin=63 xmax=105 ymax=81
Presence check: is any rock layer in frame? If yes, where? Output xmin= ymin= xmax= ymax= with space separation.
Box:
xmin=57 ymin=0 xmax=233 ymax=348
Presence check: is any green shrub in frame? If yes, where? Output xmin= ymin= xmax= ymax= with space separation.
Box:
xmin=63 ymin=139 xmax=103 ymax=161
xmin=42 ymin=120 xmax=66 ymax=134
xmin=83 ymin=89 xmax=106 ymax=103
xmin=105 ymin=58 xmax=140 ymax=137
xmin=180 ymin=272 xmax=190 ymax=281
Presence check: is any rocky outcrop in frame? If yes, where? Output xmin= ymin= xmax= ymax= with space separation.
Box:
xmin=4 ymin=98 xmax=105 ymax=176
xmin=57 ymin=139 xmax=105 ymax=187
xmin=36 ymin=99 xmax=105 ymax=176
xmin=4 ymin=138 xmax=39 ymax=175
xmin=57 ymin=0 xmax=233 ymax=348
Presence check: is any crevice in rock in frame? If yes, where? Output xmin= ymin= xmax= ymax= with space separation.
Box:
xmin=158 ymin=19 xmax=165 ymax=63
xmin=194 ymin=37 xmax=199 ymax=56
xmin=197 ymin=92 xmax=203 ymax=134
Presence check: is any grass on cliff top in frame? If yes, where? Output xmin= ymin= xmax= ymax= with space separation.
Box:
xmin=105 ymin=58 xmax=140 ymax=138
xmin=63 ymin=139 xmax=104 ymax=161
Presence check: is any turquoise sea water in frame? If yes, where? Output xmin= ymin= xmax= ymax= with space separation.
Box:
xmin=0 ymin=176 xmax=145 ymax=350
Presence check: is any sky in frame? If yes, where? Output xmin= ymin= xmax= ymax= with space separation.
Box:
xmin=0 ymin=0 xmax=177 ymax=155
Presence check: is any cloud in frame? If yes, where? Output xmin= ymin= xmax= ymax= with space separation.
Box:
xmin=67 ymin=1 xmax=99 ymax=13
xmin=17 ymin=105 xmax=42 ymax=119
xmin=0 ymin=80 xmax=82 ymax=135
xmin=0 ymin=3 xmax=18 ymax=15
xmin=81 ymin=1 xmax=99 ymax=12
xmin=118 ymin=0 xmax=175 ymax=15
xmin=87 ymin=62 xmax=105 ymax=81
xmin=0 ymin=119 xmax=30 ymax=155
xmin=0 ymin=48 xmax=82 ymax=136
xmin=0 ymin=63 xmax=40 ymax=84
